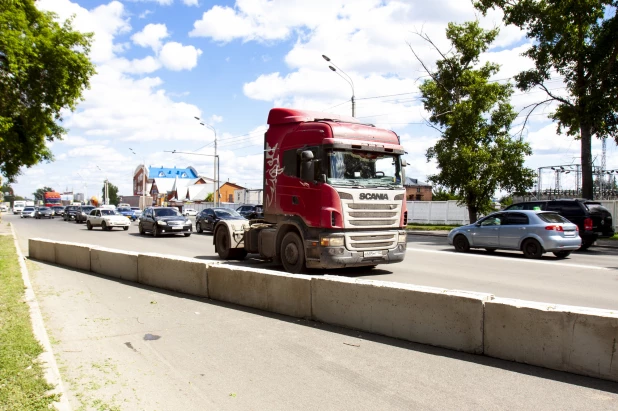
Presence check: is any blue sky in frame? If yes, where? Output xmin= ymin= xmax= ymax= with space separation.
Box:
xmin=10 ymin=0 xmax=617 ymax=200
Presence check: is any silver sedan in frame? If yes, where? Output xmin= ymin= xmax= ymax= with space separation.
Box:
xmin=447 ymin=210 xmax=581 ymax=259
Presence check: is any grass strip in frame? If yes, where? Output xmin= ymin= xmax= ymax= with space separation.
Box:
xmin=0 ymin=235 xmax=57 ymax=410
xmin=406 ymin=224 xmax=459 ymax=231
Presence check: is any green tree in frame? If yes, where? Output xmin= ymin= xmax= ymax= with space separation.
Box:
xmin=474 ymin=0 xmax=618 ymax=200
xmin=411 ymin=21 xmax=535 ymax=222
xmin=102 ymin=181 xmax=119 ymax=206
xmin=0 ymin=1 xmax=95 ymax=182
xmin=432 ymin=186 xmax=461 ymax=201
xmin=32 ymin=186 xmax=54 ymax=201
xmin=498 ymin=194 xmax=513 ymax=208
xmin=205 ymin=192 xmax=214 ymax=202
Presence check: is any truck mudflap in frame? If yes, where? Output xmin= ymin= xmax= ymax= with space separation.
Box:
xmin=305 ymin=243 xmax=407 ymax=269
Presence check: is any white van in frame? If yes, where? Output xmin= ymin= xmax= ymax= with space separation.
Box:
xmin=13 ymin=200 xmax=27 ymax=214
xmin=118 ymin=203 xmax=131 ymax=208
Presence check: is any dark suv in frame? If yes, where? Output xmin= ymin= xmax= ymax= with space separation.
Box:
xmin=505 ymin=199 xmax=614 ymax=249
xmin=236 ymin=204 xmax=263 ymax=220
xmin=63 ymin=205 xmax=81 ymax=221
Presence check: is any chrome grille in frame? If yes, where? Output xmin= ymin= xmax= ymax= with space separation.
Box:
xmin=349 ymin=211 xmax=397 ymax=218
xmin=349 ymin=219 xmax=397 ymax=226
xmin=346 ymin=232 xmax=398 ymax=250
xmin=347 ymin=203 xmax=395 ymax=210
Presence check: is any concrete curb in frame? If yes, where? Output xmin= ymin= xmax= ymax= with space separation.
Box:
xmin=10 ymin=226 xmax=71 ymax=411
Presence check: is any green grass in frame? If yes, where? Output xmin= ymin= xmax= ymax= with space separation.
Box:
xmin=605 ymin=234 xmax=618 ymax=241
xmin=406 ymin=223 xmax=460 ymax=231
xmin=0 ymin=236 xmax=58 ymax=410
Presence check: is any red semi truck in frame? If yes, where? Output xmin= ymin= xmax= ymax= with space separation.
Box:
xmin=44 ymin=191 xmax=62 ymax=208
xmin=214 ymin=108 xmax=408 ymax=273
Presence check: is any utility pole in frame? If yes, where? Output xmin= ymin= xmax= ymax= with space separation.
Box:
xmin=193 ymin=118 xmax=218 ymax=206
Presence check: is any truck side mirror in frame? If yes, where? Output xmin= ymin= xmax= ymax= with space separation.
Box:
xmin=401 ymin=159 xmax=407 ymax=167
xmin=300 ymin=150 xmax=315 ymax=181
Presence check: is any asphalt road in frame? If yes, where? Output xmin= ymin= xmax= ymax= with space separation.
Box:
xmin=7 ymin=213 xmax=618 ymax=310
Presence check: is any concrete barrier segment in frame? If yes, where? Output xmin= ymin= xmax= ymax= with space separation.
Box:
xmin=90 ymin=246 xmax=138 ymax=282
xmin=207 ymin=265 xmax=312 ymax=318
xmin=28 ymin=238 xmax=56 ymax=263
xmin=54 ymin=241 xmax=91 ymax=271
xmin=484 ymin=298 xmax=618 ymax=382
xmin=311 ymin=276 xmax=491 ymax=353
xmin=137 ymin=253 xmax=209 ymax=298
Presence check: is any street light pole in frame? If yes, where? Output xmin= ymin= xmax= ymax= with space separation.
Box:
xmin=322 ymin=54 xmax=355 ymax=117
xmin=194 ymin=118 xmax=218 ymax=206
xmin=96 ymin=165 xmax=108 ymax=205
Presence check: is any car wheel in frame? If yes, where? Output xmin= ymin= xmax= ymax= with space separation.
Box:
xmin=579 ymin=239 xmax=594 ymax=251
xmin=153 ymin=225 xmax=160 ymax=237
xmin=101 ymin=221 xmax=107 ymax=231
xmin=76 ymin=218 xmax=80 ymax=223
xmin=196 ymin=222 xmax=203 ymax=233
xmin=123 ymin=226 xmax=129 ymax=231
xmin=485 ymin=248 xmax=497 ymax=253
xmin=184 ymin=233 xmax=191 ymax=237
xmin=138 ymin=223 xmax=145 ymax=235
xmin=553 ymin=251 xmax=571 ymax=259
xmin=453 ymin=235 xmax=470 ymax=253
xmin=522 ymin=239 xmax=543 ymax=259
xmin=86 ymin=221 xmax=92 ymax=230
xmin=280 ymin=232 xmax=306 ymax=274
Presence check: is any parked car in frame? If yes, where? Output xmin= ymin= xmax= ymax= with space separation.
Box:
xmin=117 ymin=207 xmax=137 ymax=221
xmin=196 ymin=207 xmax=247 ymax=233
xmin=86 ymin=208 xmax=131 ymax=231
xmin=138 ymin=207 xmax=192 ymax=237
xmin=64 ymin=205 xmax=81 ymax=221
xmin=236 ymin=204 xmax=264 ymax=220
xmin=34 ymin=206 xmax=54 ymax=219
xmin=21 ymin=206 xmax=36 ymax=218
xmin=505 ymin=199 xmax=614 ymax=250
xmin=131 ymin=207 xmax=142 ymax=219
xmin=183 ymin=208 xmax=198 ymax=217
xmin=0 ymin=205 xmax=7 ymax=212
xmin=75 ymin=206 xmax=96 ymax=223
xmin=51 ymin=206 xmax=65 ymax=216
xmin=448 ymin=210 xmax=581 ymax=259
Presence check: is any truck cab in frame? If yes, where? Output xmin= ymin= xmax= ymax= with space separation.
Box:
xmin=214 ymin=108 xmax=407 ymax=273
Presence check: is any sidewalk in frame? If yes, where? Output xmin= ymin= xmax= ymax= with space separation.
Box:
xmin=25 ymin=257 xmax=618 ymax=410
xmin=406 ymin=228 xmax=618 ymax=248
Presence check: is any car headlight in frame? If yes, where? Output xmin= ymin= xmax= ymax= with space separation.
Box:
xmin=320 ymin=236 xmax=345 ymax=247
xmin=157 ymin=220 xmax=167 ymax=226
xmin=398 ymin=232 xmax=406 ymax=243
xmin=185 ymin=219 xmax=191 ymax=225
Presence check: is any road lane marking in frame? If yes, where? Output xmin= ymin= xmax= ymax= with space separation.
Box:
xmin=405 ymin=247 xmax=611 ymax=271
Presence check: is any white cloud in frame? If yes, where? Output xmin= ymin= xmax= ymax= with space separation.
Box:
xmin=159 ymin=42 xmax=202 ymax=71
xmin=139 ymin=10 xmax=153 ymax=19
xmin=183 ymin=0 xmax=199 ymax=6
xmin=132 ymin=23 xmax=169 ymax=51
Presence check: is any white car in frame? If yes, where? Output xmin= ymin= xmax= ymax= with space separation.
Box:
xmin=21 ymin=206 xmax=36 ymax=218
xmin=86 ymin=208 xmax=131 ymax=231
xmin=184 ymin=208 xmax=198 ymax=216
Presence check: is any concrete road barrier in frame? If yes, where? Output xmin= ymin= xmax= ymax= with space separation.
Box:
xmin=91 ymin=246 xmax=138 ymax=282
xmin=137 ymin=253 xmax=209 ymax=298
xmin=208 ymin=265 xmax=311 ymax=318
xmin=311 ymin=276 xmax=491 ymax=353
xmin=484 ymin=298 xmax=618 ymax=382
xmin=28 ymin=238 xmax=56 ymax=263
xmin=55 ymin=241 xmax=91 ymax=271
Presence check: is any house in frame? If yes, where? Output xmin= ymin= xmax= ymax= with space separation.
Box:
xmin=404 ymin=177 xmax=432 ymax=201
xmin=217 ymin=182 xmax=245 ymax=203
xmin=133 ymin=164 xmax=214 ymax=206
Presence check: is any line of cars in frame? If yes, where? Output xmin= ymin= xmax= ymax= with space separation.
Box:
xmin=448 ymin=199 xmax=615 ymax=259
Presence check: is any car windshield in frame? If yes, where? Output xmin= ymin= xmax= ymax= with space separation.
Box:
xmin=39 ymin=207 xmax=49 ymax=211
xmin=101 ymin=209 xmax=119 ymax=216
xmin=131 ymin=207 xmax=140 ymax=211
xmin=327 ymin=150 xmax=403 ymax=188
xmin=215 ymin=209 xmax=241 ymax=218
xmin=537 ymin=213 xmax=570 ymax=224
xmin=584 ymin=202 xmax=609 ymax=213
xmin=117 ymin=208 xmax=131 ymax=212
xmin=82 ymin=207 xmax=95 ymax=212
xmin=154 ymin=208 xmax=181 ymax=217
xmin=24 ymin=207 xmax=34 ymax=211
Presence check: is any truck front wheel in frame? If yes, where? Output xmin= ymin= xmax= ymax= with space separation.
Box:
xmin=215 ymin=226 xmax=247 ymax=260
xmin=280 ymin=232 xmax=306 ymax=274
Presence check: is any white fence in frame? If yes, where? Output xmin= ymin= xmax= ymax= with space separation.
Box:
xmin=406 ymin=200 xmax=618 ymax=229
xmin=406 ymin=201 xmax=470 ymax=225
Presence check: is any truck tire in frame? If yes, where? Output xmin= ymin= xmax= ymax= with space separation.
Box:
xmin=280 ymin=232 xmax=306 ymax=274
xmin=215 ymin=226 xmax=233 ymax=259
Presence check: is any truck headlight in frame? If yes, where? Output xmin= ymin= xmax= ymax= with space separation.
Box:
xmin=320 ymin=236 xmax=344 ymax=247
xmin=398 ymin=232 xmax=406 ymax=243
xmin=157 ymin=220 xmax=167 ymax=226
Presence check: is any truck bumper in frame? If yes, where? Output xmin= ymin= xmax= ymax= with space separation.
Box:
xmin=306 ymin=243 xmax=407 ymax=269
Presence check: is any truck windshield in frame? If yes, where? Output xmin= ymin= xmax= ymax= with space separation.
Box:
xmin=327 ymin=150 xmax=402 ymax=188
